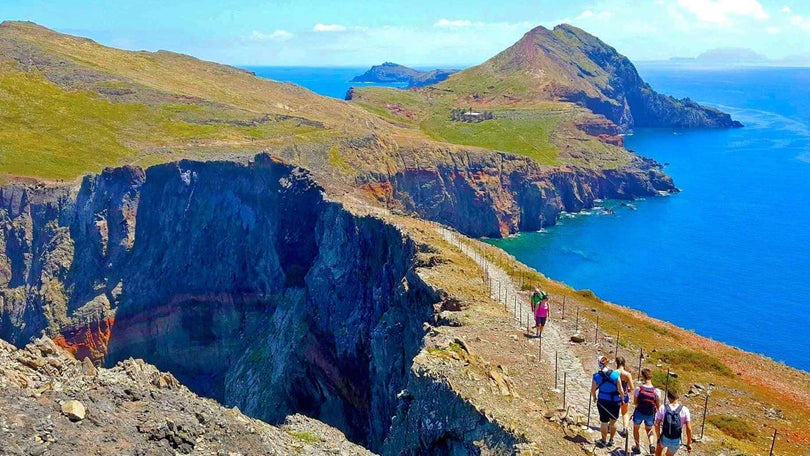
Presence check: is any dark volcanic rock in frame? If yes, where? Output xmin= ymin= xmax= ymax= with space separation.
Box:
xmin=359 ymin=147 xmax=676 ymax=238
xmin=0 ymin=155 xmax=521 ymax=454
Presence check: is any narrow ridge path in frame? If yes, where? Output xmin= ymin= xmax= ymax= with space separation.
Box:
xmin=436 ymin=226 xmax=593 ymax=418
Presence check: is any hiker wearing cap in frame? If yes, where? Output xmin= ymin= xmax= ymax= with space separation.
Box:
xmin=615 ymin=356 xmax=635 ymax=440
xmin=654 ymin=389 xmax=692 ymax=455
xmin=632 ymin=368 xmax=662 ymax=455
xmin=530 ymin=287 xmax=549 ymax=338
xmin=591 ymin=355 xmax=625 ymax=448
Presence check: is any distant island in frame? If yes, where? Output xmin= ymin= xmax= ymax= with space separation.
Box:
xmin=350 ymin=62 xmax=457 ymax=88
xmin=641 ymin=46 xmax=810 ymax=68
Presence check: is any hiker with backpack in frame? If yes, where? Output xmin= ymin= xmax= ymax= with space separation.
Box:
xmin=591 ymin=355 xmax=625 ymax=448
xmin=654 ymin=389 xmax=692 ymax=455
xmin=616 ymin=356 xmax=635 ymax=439
xmin=531 ymin=287 xmax=549 ymax=338
xmin=632 ymin=368 xmax=662 ymax=454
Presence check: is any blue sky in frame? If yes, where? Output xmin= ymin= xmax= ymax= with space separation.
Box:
xmin=1 ymin=0 xmax=808 ymax=66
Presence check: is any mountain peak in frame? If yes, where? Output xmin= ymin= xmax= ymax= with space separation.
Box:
xmin=445 ymin=22 xmax=741 ymax=130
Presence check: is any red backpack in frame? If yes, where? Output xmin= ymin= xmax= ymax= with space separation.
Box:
xmin=636 ymin=386 xmax=658 ymax=415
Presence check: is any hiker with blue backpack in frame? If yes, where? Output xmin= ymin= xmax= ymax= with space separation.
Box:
xmin=591 ymin=355 xmax=625 ymax=448
xmin=632 ymin=368 xmax=662 ymax=454
xmin=654 ymin=389 xmax=693 ymax=455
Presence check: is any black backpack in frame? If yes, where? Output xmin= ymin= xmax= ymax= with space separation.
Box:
xmin=662 ymin=404 xmax=684 ymax=439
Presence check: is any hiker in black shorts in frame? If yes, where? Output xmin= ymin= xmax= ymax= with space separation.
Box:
xmin=591 ymin=355 xmax=625 ymax=448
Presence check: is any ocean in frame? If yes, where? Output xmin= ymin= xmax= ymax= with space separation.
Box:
xmin=247 ymin=65 xmax=810 ymax=372
xmin=242 ymin=66 xmax=408 ymax=99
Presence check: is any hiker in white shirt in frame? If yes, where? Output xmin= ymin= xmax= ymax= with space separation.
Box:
xmin=654 ymin=389 xmax=692 ymax=455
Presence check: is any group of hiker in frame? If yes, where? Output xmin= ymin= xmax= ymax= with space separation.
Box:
xmin=529 ymin=288 xmax=692 ymax=455
xmin=591 ymin=355 xmax=693 ymax=455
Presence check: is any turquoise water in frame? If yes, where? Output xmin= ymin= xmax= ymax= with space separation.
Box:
xmin=250 ymin=65 xmax=810 ymax=372
xmin=242 ymin=66 xmax=408 ymax=99
xmin=489 ymin=67 xmax=810 ymax=372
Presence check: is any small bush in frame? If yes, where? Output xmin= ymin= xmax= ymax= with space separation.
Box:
xmin=656 ymin=349 xmax=734 ymax=377
xmin=651 ymin=369 xmax=681 ymax=395
xmin=578 ymin=289 xmax=596 ymax=299
xmin=288 ymin=430 xmax=321 ymax=443
xmin=644 ymin=322 xmax=675 ymax=338
xmin=708 ymin=415 xmax=757 ymax=440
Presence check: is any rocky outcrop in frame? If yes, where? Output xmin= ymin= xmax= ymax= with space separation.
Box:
xmin=350 ymin=62 xmax=457 ymax=88
xmin=359 ymin=148 xmax=675 ymax=238
xmin=0 ymin=155 xmax=522 ymax=454
xmin=0 ymin=336 xmax=373 ymax=455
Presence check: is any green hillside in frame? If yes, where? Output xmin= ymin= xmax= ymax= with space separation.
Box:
xmin=0 ymin=21 xmax=392 ymax=181
xmin=348 ymin=24 xmax=740 ymax=168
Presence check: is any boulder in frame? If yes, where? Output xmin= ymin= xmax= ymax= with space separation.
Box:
xmin=61 ymin=400 xmax=86 ymax=421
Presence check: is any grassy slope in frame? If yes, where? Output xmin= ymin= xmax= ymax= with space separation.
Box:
xmin=350 ymin=84 xmax=631 ymax=168
xmin=348 ymin=25 xmax=638 ymax=169
xmin=0 ymin=21 xmax=393 ymax=181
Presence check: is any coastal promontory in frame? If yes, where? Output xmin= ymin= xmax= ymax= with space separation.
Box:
xmin=350 ymin=62 xmax=457 ymax=87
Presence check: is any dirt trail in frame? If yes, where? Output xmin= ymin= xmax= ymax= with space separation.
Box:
xmin=437 ymin=226 xmax=653 ymax=455
xmin=437 ymin=227 xmax=593 ymax=416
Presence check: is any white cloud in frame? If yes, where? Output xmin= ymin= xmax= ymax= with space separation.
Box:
xmin=434 ymin=18 xmax=474 ymax=27
xmin=576 ymin=10 xmax=614 ymax=20
xmin=676 ymin=0 xmax=768 ymax=24
xmin=780 ymin=6 xmax=792 ymax=14
xmin=767 ymin=26 xmax=780 ymax=34
xmin=313 ymin=23 xmax=348 ymax=32
xmin=250 ymin=30 xmax=293 ymax=42
xmin=790 ymin=14 xmax=810 ymax=31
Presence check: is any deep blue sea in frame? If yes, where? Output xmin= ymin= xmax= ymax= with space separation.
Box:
xmin=249 ymin=65 xmax=810 ymax=372
xmin=242 ymin=66 xmax=408 ymax=99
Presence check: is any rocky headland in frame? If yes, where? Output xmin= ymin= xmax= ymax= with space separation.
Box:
xmin=350 ymin=62 xmax=457 ymax=88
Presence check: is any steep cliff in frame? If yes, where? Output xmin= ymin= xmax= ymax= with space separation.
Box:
xmin=356 ymin=147 xmax=675 ymax=237
xmin=0 ymin=155 xmax=521 ymax=453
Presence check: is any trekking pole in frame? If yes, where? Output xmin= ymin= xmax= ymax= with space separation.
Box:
xmin=586 ymin=394 xmax=592 ymax=429
xmin=700 ymin=391 xmax=710 ymax=440
xmin=624 ymin=430 xmax=630 ymax=455
xmin=615 ymin=331 xmax=620 ymax=358
xmin=770 ymin=428 xmax=777 ymax=455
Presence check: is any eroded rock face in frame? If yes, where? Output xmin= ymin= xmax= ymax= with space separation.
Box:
xmin=0 ymin=155 xmax=520 ymax=453
xmin=364 ymin=149 xmax=675 ymax=237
